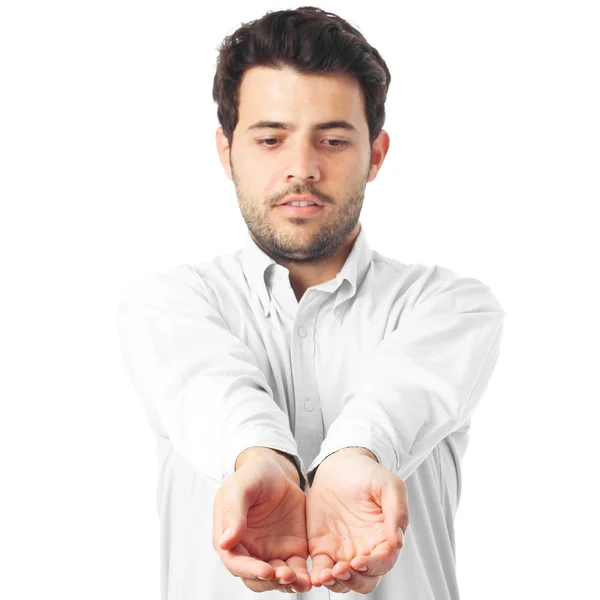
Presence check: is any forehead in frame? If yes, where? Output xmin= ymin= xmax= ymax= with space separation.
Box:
xmin=237 ymin=66 xmax=366 ymax=132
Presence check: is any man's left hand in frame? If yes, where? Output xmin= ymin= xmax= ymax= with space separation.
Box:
xmin=306 ymin=447 xmax=409 ymax=594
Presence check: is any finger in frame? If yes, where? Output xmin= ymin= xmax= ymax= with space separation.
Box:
xmin=309 ymin=553 xmax=334 ymax=586
xmin=241 ymin=580 xmax=303 ymax=595
xmin=381 ymin=478 xmax=409 ymax=549
xmin=269 ymin=558 xmax=312 ymax=594
xmin=239 ymin=559 xmax=300 ymax=595
xmin=214 ymin=483 xmax=253 ymax=551
xmin=350 ymin=541 xmax=401 ymax=576
xmin=286 ymin=556 xmax=312 ymax=592
xmin=240 ymin=577 xmax=282 ymax=593
xmin=329 ymin=561 xmax=382 ymax=594
xmin=323 ymin=577 xmax=350 ymax=594
xmin=269 ymin=559 xmax=297 ymax=586
xmin=217 ymin=543 xmax=275 ymax=580
xmin=320 ymin=567 xmax=348 ymax=594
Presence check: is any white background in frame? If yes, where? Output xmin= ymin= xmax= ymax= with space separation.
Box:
xmin=1 ymin=1 xmax=598 ymax=598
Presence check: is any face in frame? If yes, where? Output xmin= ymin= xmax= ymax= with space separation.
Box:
xmin=216 ymin=66 xmax=389 ymax=264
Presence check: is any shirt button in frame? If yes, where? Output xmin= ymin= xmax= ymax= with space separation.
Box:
xmin=298 ymin=326 xmax=307 ymax=338
xmin=304 ymin=399 xmax=315 ymax=411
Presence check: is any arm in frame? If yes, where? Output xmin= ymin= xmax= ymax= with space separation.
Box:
xmin=117 ymin=264 xmax=307 ymax=489
xmin=307 ymin=266 xmax=505 ymax=484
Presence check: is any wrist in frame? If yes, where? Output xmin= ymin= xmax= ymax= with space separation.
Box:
xmin=325 ymin=446 xmax=378 ymax=463
xmin=310 ymin=447 xmax=378 ymax=484
xmin=235 ymin=447 xmax=302 ymax=488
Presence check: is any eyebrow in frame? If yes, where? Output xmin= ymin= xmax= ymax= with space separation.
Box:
xmin=245 ymin=120 xmax=358 ymax=133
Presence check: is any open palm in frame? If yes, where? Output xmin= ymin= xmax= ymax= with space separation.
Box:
xmin=306 ymin=451 xmax=406 ymax=589
xmin=214 ymin=459 xmax=310 ymax=590
xmin=236 ymin=467 xmax=307 ymax=563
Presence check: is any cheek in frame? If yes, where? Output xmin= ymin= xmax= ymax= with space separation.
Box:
xmin=264 ymin=168 xmax=283 ymax=198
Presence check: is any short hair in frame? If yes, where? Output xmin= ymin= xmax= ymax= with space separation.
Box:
xmin=212 ymin=6 xmax=391 ymax=148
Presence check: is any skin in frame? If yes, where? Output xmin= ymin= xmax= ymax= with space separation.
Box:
xmin=215 ymin=64 xmax=390 ymax=301
xmin=213 ymin=448 xmax=311 ymax=594
xmin=213 ymin=66 xmax=406 ymax=594
xmin=213 ymin=447 xmax=409 ymax=594
xmin=306 ymin=448 xmax=408 ymax=594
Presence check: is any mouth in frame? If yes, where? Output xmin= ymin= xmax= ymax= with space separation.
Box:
xmin=275 ymin=194 xmax=325 ymax=217
xmin=277 ymin=194 xmax=324 ymax=207
xmin=277 ymin=203 xmax=324 ymax=217
xmin=276 ymin=194 xmax=323 ymax=217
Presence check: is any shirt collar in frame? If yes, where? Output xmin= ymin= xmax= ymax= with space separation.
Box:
xmin=239 ymin=224 xmax=373 ymax=324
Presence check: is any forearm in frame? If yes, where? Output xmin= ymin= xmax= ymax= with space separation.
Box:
xmin=307 ymin=269 xmax=505 ymax=483
xmin=117 ymin=266 xmax=303 ymax=483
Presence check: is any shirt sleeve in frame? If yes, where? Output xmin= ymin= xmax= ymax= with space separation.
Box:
xmin=306 ymin=266 xmax=506 ymax=484
xmin=116 ymin=264 xmax=308 ymax=491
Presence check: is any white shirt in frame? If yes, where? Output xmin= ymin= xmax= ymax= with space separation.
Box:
xmin=117 ymin=223 xmax=505 ymax=600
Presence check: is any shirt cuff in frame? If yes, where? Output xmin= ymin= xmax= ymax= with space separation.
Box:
xmin=306 ymin=421 xmax=395 ymax=486
xmin=226 ymin=439 xmax=308 ymax=493
xmin=275 ymin=451 xmax=308 ymax=493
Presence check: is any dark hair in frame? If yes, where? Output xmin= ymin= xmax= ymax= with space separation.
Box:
xmin=212 ymin=6 xmax=391 ymax=148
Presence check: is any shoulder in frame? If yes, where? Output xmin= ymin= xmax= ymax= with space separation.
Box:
xmin=119 ymin=264 xmax=207 ymax=308
xmin=411 ymin=263 xmax=505 ymax=315
xmin=119 ymin=247 xmax=244 ymax=307
xmin=369 ymin=250 xmax=504 ymax=314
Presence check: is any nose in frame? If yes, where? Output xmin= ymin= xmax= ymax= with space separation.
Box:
xmin=285 ymin=138 xmax=321 ymax=183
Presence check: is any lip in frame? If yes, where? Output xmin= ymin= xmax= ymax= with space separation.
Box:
xmin=277 ymin=194 xmax=324 ymax=207
xmin=277 ymin=203 xmax=323 ymax=217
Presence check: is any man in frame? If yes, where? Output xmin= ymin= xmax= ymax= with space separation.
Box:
xmin=117 ymin=7 xmax=505 ymax=599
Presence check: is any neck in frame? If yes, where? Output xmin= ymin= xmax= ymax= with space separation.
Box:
xmin=278 ymin=224 xmax=360 ymax=302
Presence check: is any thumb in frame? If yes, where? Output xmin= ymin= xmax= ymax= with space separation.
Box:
xmin=381 ymin=476 xmax=409 ymax=550
xmin=217 ymin=478 xmax=254 ymax=550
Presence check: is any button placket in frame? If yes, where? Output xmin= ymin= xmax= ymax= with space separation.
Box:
xmin=291 ymin=294 xmax=324 ymax=469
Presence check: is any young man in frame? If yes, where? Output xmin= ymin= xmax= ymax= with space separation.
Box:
xmin=117 ymin=7 xmax=505 ymax=599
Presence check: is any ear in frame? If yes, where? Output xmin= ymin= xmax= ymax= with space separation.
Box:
xmin=367 ymin=129 xmax=390 ymax=183
xmin=216 ymin=127 xmax=233 ymax=180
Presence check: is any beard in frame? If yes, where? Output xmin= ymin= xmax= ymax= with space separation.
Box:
xmin=231 ymin=163 xmax=369 ymax=265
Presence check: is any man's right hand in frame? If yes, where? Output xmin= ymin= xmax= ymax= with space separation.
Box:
xmin=212 ymin=447 xmax=312 ymax=594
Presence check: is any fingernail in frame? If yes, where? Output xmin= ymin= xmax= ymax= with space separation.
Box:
xmin=337 ymin=571 xmax=351 ymax=581
xmin=219 ymin=528 xmax=232 ymax=544
xmin=291 ymin=587 xmax=299 ymax=593
xmin=355 ymin=565 xmax=368 ymax=572
xmin=257 ymin=575 xmax=269 ymax=581
xmin=397 ymin=527 xmax=404 ymax=543
xmin=278 ymin=578 xmax=289 ymax=585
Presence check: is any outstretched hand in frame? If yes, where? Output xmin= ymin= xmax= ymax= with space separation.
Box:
xmin=212 ymin=448 xmax=312 ymax=594
xmin=306 ymin=447 xmax=409 ymax=594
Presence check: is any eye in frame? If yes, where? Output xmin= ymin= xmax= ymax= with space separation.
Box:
xmin=257 ymin=138 xmax=279 ymax=147
xmin=256 ymin=138 xmax=349 ymax=148
xmin=326 ymin=139 xmax=349 ymax=148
